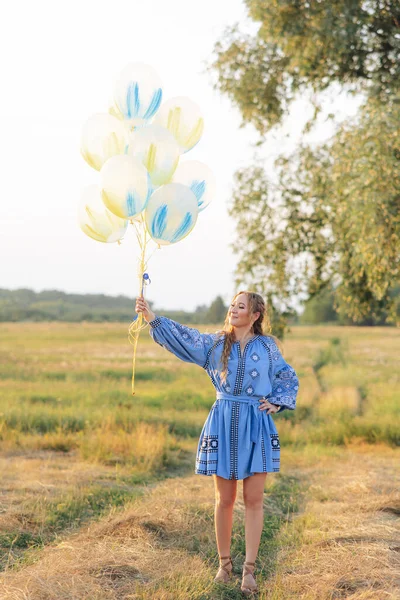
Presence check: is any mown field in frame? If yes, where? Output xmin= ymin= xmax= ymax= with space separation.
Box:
xmin=0 ymin=322 xmax=399 ymax=597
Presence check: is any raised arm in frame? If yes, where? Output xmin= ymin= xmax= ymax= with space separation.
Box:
xmin=148 ymin=316 xmax=217 ymax=366
xmin=135 ymin=297 xmax=217 ymax=366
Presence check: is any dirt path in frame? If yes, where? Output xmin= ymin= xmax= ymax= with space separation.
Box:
xmin=0 ymin=444 xmax=399 ymax=599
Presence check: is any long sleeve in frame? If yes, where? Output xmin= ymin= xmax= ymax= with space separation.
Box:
xmin=148 ymin=316 xmax=217 ymax=367
xmin=264 ymin=337 xmax=299 ymax=412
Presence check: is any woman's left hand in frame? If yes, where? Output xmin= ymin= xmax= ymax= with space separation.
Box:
xmin=259 ymin=398 xmax=280 ymax=414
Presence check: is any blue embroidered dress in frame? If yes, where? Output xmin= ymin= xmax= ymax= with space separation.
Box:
xmin=149 ymin=316 xmax=299 ymax=480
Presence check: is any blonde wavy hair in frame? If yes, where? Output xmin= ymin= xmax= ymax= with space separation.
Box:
xmin=216 ymin=290 xmax=282 ymax=383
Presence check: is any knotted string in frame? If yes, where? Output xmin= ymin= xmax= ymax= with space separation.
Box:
xmin=127 ymin=214 xmax=161 ymax=395
xmin=128 ymin=271 xmax=151 ymax=395
xmin=127 ymin=213 xmax=152 ymax=395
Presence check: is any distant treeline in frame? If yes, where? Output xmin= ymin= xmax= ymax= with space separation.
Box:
xmin=0 ymin=287 xmax=397 ymax=325
xmin=0 ymin=289 xmax=229 ymax=324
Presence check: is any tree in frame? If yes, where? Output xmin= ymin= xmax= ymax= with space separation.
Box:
xmin=211 ymin=1 xmax=400 ymax=326
xmin=212 ymin=1 xmax=399 ymax=136
xmin=300 ymin=285 xmax=339 ymax=324
xmin=205 ymin=296 xmax=228 ymax=323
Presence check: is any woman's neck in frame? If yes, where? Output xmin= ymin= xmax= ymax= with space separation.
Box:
xmin=232 ymin=326 xmax=255 ymax=343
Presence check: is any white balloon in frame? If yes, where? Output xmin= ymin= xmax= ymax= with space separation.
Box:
xmin=171 ymin=160 xmax=216 ymax=212
xmin=128 ymin=124 xmax=180 ymax=187
xmin=153 ymin=96 xmax=204 ymax=153
xmin=81 ymin=113 xmax=128 ymax=171
xmin=145 ymin=183 xmax=198 ymax=246
xmin=114 ymin=62 xmax=163 ymax=126
xmin=78 ymin=185 xmax=128 ymax=243
xmin=100 ymin=155 xmax=150 ymax=219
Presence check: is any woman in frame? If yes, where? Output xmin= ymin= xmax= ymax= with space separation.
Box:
xmin=135 ymin=290 xmax=299 ymax=595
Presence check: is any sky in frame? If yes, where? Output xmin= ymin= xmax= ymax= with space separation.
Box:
xmin=0 ymin=0 xmax=363 ymax=312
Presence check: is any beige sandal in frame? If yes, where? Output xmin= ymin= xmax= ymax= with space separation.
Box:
xmin=214 ymin=555 xmax=233 ymax=583
xmin=241 ymin=561 xmax=258 ymax=595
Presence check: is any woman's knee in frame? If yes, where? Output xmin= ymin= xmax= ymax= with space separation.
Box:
xmin=243 ymin=494 xmax=263 ymax=510
xmin=243 ymin=485 xmax=265 ymax=509
xmin=214 ymin=477 xmax=237 ymax=508
xmin=243 ymin=473 xmax=266 ymax=509
xmin=215 ymin=492 xmax=236 ymax=509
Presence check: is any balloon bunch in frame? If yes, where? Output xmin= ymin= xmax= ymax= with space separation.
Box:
xmin=79 ymin=63 xmax=215 ymax=394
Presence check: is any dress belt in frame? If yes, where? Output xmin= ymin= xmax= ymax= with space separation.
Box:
xmin=215 ymin=392 xmax=265 ymax=450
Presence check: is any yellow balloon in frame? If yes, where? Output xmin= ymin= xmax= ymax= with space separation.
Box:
xmin=153 ymin=96 xmax=204 ymax=153
xmin=81 ymin=113 xmax=129 ymax=171
xmin=128 ymin=124 xmax=179 ymax=187
xmin=100 ymin=155 xmax=150 ymax=219
xmin=108 ymin=101 xmax=147 ymax=132
xmin=78 ymin=185 xmax=128 ymax=243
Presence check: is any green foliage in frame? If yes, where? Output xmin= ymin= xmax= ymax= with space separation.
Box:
xmin=211 ymin=1 xmax=400 ymax=327
xmin=300 ymin=286 xmax=339 ymax=324
xmin=0 ymin=289 xmax=230 ymax=325
xmin=301 ymin=284 xmax=400 ymax=326
xmin=204 ymin=295 xmax=227 ymax=323
xmin=0 ymin=532 xmax=43 ymax=550
xmin=45 ymin=487 xmax=137 ymax=533
xmin=276 ymin=95 xmax=400 ymax=324
xmin=0 ymin=288 xmax=139 ymax=322
xmin=212 ymin=1 xmax=400 ymax=135
xmin=313 ymin=337 xmax=348 ymax=375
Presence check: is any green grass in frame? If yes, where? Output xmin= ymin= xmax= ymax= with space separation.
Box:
xmin=1 ymin=323 xmax=399 ymax=451
xmin=0 ymin=322 xmax=399 ymax=573
xmin=0 ymin=485 xmax=144 ymax=571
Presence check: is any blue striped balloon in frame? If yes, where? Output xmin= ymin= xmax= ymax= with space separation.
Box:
xmin=114 ymin=63 xmax=163 ymax=128
xmin=145 ymin=183 xmax=198 ymax=246
xmin=171 ymin=160 xmax=216 ymax=212
xmin=100 ymin=155 xmax=150 ymax=219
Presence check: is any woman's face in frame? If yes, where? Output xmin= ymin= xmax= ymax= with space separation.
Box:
xmin=228 ymin=293 xmax=260 ymax=329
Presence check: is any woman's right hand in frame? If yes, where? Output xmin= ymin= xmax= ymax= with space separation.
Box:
xmin=135 ymin=297 xmax=156 ymax=323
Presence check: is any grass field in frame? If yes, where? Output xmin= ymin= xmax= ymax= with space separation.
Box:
xmin=0 ymin=322 xmax=399 ymax=598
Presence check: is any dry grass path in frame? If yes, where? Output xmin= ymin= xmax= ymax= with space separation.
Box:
xmin=0 ymin=443 xmax=399 ymax=599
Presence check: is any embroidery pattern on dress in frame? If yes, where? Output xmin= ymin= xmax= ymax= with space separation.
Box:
xmin=200 ymin=435 xmax=219 ymax=452
xmin=233 ymin=337 xmax=259 ymax=395
xmin=203 ymin=338 xmax=224 ymax=370
xmin=229 ymin=402 xmax=240 ymax=479
xmin=259 ymin=339 xmax=272 ymax=372
xmin=196 ymin=468 xmax=217 ymax=474
xmin=259 ymin=340 xmax=299 ymax=410
xmin=265 ymin=337 xmax=281 ymax=361
xmin=271 ymin=431 xmax=280 ymax=472
xmin=261 ymin=431 xmax=267 ymax=472
xmin=208 ymin=369 xmax=219 ymax=389
xmin=169 ymin=320 xmax=214 ymax=350
xmin=270 ymin=433 xmax=280 ymax=450
xmin=250 ymin=369 xmax=259 ymax=379
xmin=149 ymin=317 xmax=162 ymax=329
xmin=272 ymin=366 xmax=298 ymax=409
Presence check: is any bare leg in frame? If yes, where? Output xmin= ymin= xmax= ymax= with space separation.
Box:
xmin=242 ymin=472 xmax=267 ymax=562
xmin=213 ymin=475 xmax=237 ymax=557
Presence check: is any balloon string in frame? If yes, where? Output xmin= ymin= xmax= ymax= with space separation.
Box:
xmin=128 ymin=215 xmax=151 ymax=395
